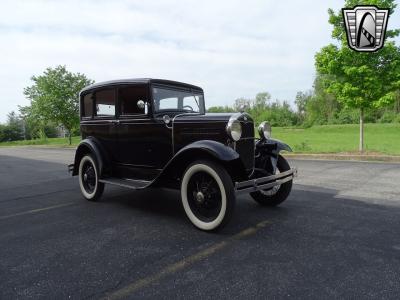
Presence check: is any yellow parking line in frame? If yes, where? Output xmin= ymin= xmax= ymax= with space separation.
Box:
xmin=0 ymin=202 xmax=75 ymax=220
xmin=103 ymin=220 xmax=272 ymax=300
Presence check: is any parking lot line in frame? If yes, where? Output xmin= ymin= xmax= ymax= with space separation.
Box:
xmin=0 ymin=202 xmax=75 ymax=220
xmin=103 ymin=219 xmax=272 ymax=300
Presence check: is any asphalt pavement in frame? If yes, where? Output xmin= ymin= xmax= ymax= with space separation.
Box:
xmin=0 ymin=147 xmax=400 ymax=299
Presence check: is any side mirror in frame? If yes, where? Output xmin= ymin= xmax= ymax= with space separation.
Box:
xmin=137 ymin=100 xmax=145 ymax=110
xmin=137 ymin=100 xmax=148 ymax=114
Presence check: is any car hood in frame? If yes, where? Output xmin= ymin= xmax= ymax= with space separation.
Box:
xmin=173 ymin=112 xmax=253 ymax=123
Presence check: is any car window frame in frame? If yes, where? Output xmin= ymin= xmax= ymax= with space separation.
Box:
xmin=117 ymin=84 xmax=151 ymax=120
xmin=92 ymin=87 xmax=117 ymax=120
xmin=150 ymin=83 xmax=205 ymax=115
xmin=80 ymin=91 xmax=95 ymax=120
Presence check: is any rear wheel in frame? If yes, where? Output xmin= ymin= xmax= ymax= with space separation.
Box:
xmin=78 ymin=154 xmax=104 ymax=201
xmin=181 ymin=160 xmax=235 ymax=231
xmin=250 ymin=155 xmax=292 ymax=206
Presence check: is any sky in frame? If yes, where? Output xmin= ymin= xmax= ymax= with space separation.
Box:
xmin=0 ymin=0 xmax=399 ymax=123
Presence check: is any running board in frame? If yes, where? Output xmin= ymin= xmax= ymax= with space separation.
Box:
xmin=99 ymin=178 xmax=151 ymax=190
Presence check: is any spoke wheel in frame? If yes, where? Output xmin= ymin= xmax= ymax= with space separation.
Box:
xmin=181 ymin=160 xmax=235 ymax=231
xmin=187 ymin=171 xmax=222 ymax=222
xmin=250 ymin=155 xmax=292 ymax=207
xmin=82 ymin=163 xmax=96 ymax=194
xmin=78 ymin=155 xmax=104 ymax=201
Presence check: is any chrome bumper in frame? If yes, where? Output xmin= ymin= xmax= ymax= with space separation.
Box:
xmin=235 ymin=168 xmax=297 ymax=195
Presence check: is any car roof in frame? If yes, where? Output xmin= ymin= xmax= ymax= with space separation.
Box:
xmin=80 ymin=78 xmax=203 ymax=94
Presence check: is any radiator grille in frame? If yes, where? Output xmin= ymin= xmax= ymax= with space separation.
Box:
xmin=235 ymin=121 xmax=255 ymax=171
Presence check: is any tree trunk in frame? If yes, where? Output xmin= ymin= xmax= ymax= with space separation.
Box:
xmin=68 ymin=129 xmax=72 ymax=145
xmin=359 ymin=108 xmax=364 ymax=153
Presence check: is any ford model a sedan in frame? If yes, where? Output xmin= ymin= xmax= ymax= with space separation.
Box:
xmin=69 ymin=79 xmax=296 ymax=231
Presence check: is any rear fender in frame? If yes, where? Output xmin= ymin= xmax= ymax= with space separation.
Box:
xmin=71 ymin=138 xmax=110 ymax=176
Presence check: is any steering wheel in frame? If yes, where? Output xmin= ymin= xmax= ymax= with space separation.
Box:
xmin=183 ymin=105 xmax=194 ymax=111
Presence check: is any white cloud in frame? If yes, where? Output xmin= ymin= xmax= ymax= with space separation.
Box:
xmin=0 ymin=0 xmax=399 ymax=122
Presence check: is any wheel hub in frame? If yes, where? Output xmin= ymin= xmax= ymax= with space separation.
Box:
xmin=196 ymin=191 xmax=205 ymax=204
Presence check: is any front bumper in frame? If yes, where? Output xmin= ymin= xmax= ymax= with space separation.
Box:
xmin=234 ymin=168 xmax=297 ymax=195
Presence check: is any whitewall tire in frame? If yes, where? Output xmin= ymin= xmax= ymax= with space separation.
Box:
xmin=181 ymin=160 xmax=235 ymax=231
xmin=78 ymin=154 xmax=104 ymax=201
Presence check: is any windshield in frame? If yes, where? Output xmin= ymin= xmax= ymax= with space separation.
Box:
xmin=152 ymin=87 xmax=205 ymax=114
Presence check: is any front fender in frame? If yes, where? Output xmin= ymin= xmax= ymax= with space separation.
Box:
xmin=255 ymin=138 xmax=292 ymax=174
xmin=271 ymin=138 xmax=292 ymax=153
xmin=152 ymin=140 xmax=246 ymax=186
xmin=177 ymin=140 xmax=240 ymax=161
xmin=256 ymin=138 xmax=292 ymax=154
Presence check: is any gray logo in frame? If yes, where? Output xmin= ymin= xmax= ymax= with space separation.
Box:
xmin=342 ymin=6 xmax=389 ymax=52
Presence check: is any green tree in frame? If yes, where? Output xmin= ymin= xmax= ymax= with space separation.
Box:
xmin=295 ymin=90 xmax=312 ymax=124
xmin=23 ymin=66 xmax=94 ymax=145
xmin=315 ymin=0 xmax=400 ymax=152
xmin=253 ymin=92 xmax=271 ymax=110
xmin=19 ymin=105 xmax=46 ymax=140
xmin=233 ymin=97 xmax=252 ymax=111
xmin=0 ymin=112 xmax=24 ymax=142
xmin=304 ymin=76 xmax=340 ymax=126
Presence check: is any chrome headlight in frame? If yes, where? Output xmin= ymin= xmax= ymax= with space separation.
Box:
xmin=226 ymin=118 xmax=242 ymax=141
xmin=258 ymin=121 xmax=271 ymax=139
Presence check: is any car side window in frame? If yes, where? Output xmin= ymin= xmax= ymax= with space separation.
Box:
xmin=82 ymin=93 xmax=93 ymax=118
xmin=119 ymin=85 xmax=148 ymax=115
xmin=95 ymin=89 xmax=115 ymax=117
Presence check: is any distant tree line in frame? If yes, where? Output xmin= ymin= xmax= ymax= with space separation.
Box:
xmin=207 ymin=78 xmax=400 ymax=128
xmin=0 ymin=65 xmax=93 ymax=144
xmin=0 ymin=111 xmax=59 ymax=142
xmin=296 ymin=76 xmax=400 ymax=127
xmin=208 ymin=92 xmax=301 ymax=127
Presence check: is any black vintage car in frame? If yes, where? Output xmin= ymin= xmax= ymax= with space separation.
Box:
xmin=69 ymin=79 xmax=296 ymax=231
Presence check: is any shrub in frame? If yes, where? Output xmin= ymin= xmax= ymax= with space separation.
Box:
xmin=379 ymin=111 xmax=399 ymax=123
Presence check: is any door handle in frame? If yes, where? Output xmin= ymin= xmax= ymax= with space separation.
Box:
xmin=112 ymin=120 xmax=120 ymax=125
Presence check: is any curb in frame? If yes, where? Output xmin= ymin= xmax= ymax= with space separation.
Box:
xmin=284 ymin=153 xmax=400 ymax=163
xmin=0 ymin=145 xmax=77 ymax=149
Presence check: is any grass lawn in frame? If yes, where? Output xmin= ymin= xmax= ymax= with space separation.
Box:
xmin=1 ymin=123 xmax=399 ymax=155
xmin=0 ymin=136 xmax=80 ymax=147
xmin=273 ymin=123 xmax=400 ymax=155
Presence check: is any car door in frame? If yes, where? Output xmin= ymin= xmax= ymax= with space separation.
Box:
xmin=81 ymin=87 xmax=119 ymax=163
xmin=116 ymin=84 xmax=172 ymax=180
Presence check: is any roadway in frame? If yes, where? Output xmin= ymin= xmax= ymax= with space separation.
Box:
xmin=0 ymin=147 xmax=399 ymax=299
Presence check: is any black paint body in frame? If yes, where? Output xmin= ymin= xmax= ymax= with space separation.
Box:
xmin=72 ymin=79 xmax=290 ymax=188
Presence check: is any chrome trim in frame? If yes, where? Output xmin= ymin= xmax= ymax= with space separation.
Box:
xmin=258 ymin=121 xmax=271 ymax=139
xmin=226 ymin=114 xmax=242 ymax=141
xmin=240 ymin=137 xmax=256 ymax=140
xmin=235 ymin=168 xmax=297 ymax=195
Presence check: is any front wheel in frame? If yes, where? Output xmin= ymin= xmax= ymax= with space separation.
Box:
xmin=250 ymin=154 xmax=292 ymax=206
xmin=181 ymin=160 xmax=236 ymax=231
xmin=78 ymin=154 xmax=104 ymax=201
